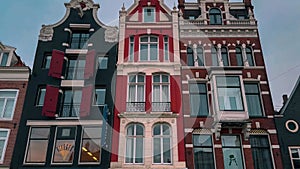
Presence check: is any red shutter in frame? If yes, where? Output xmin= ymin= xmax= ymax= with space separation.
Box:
xmin=48 ymin=50 xmax=65 ymax=79
xmin=84 ymin=50 xmax=96 ymax=79
xmin=42 ymin=85 xmax=59 ymax=117
xmin=80 ymin=85 xmax=93 ymax=117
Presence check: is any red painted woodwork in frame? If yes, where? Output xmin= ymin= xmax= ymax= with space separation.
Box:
xmin=134 ymin=35 xmax=139 ymax=62
xmin=84 ymin=49 xmax=96 ymax=79
xmin=124 ymin=37 xmax=129 ymax=62
xmin=145 ymin=76 xmax=152 ymax=112
xmin=159 ymin=35 xmax=164 ymax=62
xmin=48 ymin=50 xmax=64 ymax=79
xmin=80 ymin=85 xmax=93 ymax=117
xmin=42 ymin=85 xmax=59 ymax=117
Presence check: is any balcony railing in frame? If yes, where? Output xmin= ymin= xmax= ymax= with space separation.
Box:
xmin=152 ymin=102 xmax=171 ymax=112
xmin=65 ymin=67 xmax=85 ymax=80
xmin=126 ymin=102 xmax=145 ymax=112
xmin=59 ymin=104 xmax=80 ymax=117
xmin=180 ymin=18 xmax=256 ymax=26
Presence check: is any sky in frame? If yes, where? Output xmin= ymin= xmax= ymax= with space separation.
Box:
xmin=0 ymin=0 xmax=299 ymax=110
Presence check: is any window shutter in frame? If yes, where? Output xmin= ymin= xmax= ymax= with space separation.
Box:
xmin=48 ymin=50 xmax=65 ymax=79
xmin=80 ymin=85 xmax=93 ymax=117
xmin=42 ymin=85 xmax=59 ymax=117
xmin=84 ymin=50 xmax=96 ymax=79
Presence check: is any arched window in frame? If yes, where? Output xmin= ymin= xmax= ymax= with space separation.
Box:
xmin=153 ymin=123 xmax=171 ymax=164
xmin=209 ymin=8 xmax=222 ymax=25
xmin=127 ymin=74 xmax=145 ymax=112
xmin=221 ymin=47 xmax=229 ymax=66
xmin=211 ymin=47 xmax=219 ymax=66
xmin=197 ymin=47 xmax=204 ymax=66
xmin=187 ymin=46 xmax=194 ymax=66
xmin=236 ymin=47 xmax=244 ymax=66
xmin=125 ymin=123 xmax=144 ymax=164
xmin=140 ymin=36 xmax=158 ymax=61
xmin=246 ymin=47 xmax=254 ymax=66
xmin=152 ymin=74 xmax=170 ymax=112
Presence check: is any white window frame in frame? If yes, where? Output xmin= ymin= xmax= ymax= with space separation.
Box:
xmin=289 ymin=147 xmax=300 ymax=169
xmin=245 ymin=46 xmax=256 ymax=66
xmin=127 ymin=74 xmax=145 ymax=103
xmin=0 ymin=89 xmax=19 ymax=120
xmin=0 ymin=129 xmax=10 ymax=164
xmin=125 ymin=123 xmax=145 ymax=164
xmin=196 ymin=46 xmax=205 ymax=66
xmin=129 ymin=36 xmax=135 ymax=62
xmin=221 ymin=46 xmax=230 ymax=66
xmin=139 ymin=36 xmax=159 ymax=61
xmin=94 ymin=88 xmax=106 ymax=106
xmin=221 ymin=135 xmax=245 ymax=169
xmin=152 ymin=74 xmax=170 ymax=103
xmin=143 ymin=7 xmax=156 ymax=23
xmin=36 ymin=87 xmax=46 ymax=106
xmin=152 ymin=123 xmax=172 ymax=164
xmin=244 ymin=82 xmax=265 ymax=117
xmin=0 ymin=52 xmax=10 ymax=66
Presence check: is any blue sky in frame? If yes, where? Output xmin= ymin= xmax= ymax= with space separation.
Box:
xmin=0 ymin=0 xmax=299 ymax=110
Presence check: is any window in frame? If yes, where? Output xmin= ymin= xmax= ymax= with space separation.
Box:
xmin=236 ymin=47 xmax=243 ymax=66
xmin=140 ymin=36 xmax=158 ymax=61
xmin=189 ymin=16 xmax=196 ymax=20
xmin=193 ymin=135 xmax=215 ymax=169
xmin=36 ymin=87 xmax=46 ymax=106
xmin=0 ymin=129 xmax=9 ymax=163
xmin=129 ymin=36 xmax=134 ymax=61
xmin=189 ymin=83 xmax=209 ymax=116
xmin=79 ymin=126 xmax=101 ymax=164
xmin=66 ymin=59 xmax=85 ymax=80
xmin=152 ymin=74 xmax=170 ymax=112
xmin=197 ymin=47 xmax=204 ymax=66
xmin=209 ymin=8 xmax=222 ymax=25
xmin=98 ymin=56 xmax=108 ymax=69
xmin=221 ymin=47 xmax=229 ymax=66
xmin=52 ymin=127 xmax=76 ymax=164
xmin=143 ymin=7 xmax=155 ymax=22
xmin=0 ymin=52 xmax=9 ymax=66
xmin=153 ymin=123 xmax=171 ymax=164
xmin=42 ymin=55 xmax=51 ymax=69
xmin=127 ymin=74 xmax=145 ymax=112
xmin=216 ymin=76 xmax=244 ymax=111
xmin=290 ymin=147 xmax=300 ymax=169
xmin=25 ymin=128 xmax=49 ymax=163
xmin=125 ymin=123 xmax=144 ymax=164
xmin=60 ymin=90 xmax=82 ymax=117
xmin=221 ymin=135 xmax=244 ymax=169
xmin=211 ymin=47 xmax=219 ymax=66
xmin=245 ymin=83 xmax=263 ymax=117
xmin=164 ymin=36 xmax=169 ymax=61
xmin=0 ymin=90 xmax=18 ymax=120
xmin=70 ymin=32 xmax=89 ymax=49
xmin=250 ymin=135 xmax=273 ymax=169
xmin=246 ymin=47 xmax=254 ymax=66
xmin=94 ymin=88 xmax=106 ymax=105
xmin=187 ymin=47 xmax=194 ymax=66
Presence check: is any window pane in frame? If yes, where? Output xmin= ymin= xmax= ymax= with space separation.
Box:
xmin=1 ymin=53 xmax=9 ymax=66
xmin=150 ymin=44 xmax=158 ymax=60
xmin=144 ymin=8 xmax=155 ymax=22
xmin=136 ymin=125 xmax=144 ymax=136
xmin=140 ymin=44 xmax=148 ymax=61
xmin=245 ymin=84 xmax=259 ymax=93
xmin=217 ymin=77 xmax=240 ymax=87
xmin=43 ymin=55 xmax=51 ymax=69
xmin=163 ymin=138 xmax=171 ymax=163
xmin=135 ymin=137 xmax=143 ymax=163
xmin=153 ymin=125 xmax=161 ymax=136
xmin=137 ymin=85 xmax=144 ymax=102
xmin=222 ymin=136 xmax=240 ymax=147
xmin=26 ymin=140 xmax=48 ymax=163
xmin=153 ymin=138 xmax=161 ymax=163
xmin=246 ymin=95 xmax=262 ymax=116
xmin=194 ymin=148 xmax=215 ymax=169
xmin=82 ymin=127 xmax=101 ymax=139
xmin=80 ymin=139 xmax=100 ymax=163
xmin=98 ymin=57 xmax=108 ymax=69
xmin=163 ymin=125 xmax=170 ymax=135
xmin=138 ymin=75 xmax=144 ymax=82
xmin=218 ymin=88 xmax=243 ymax=111
xmin=30 ymin=128 xmax=50 ymax=139
xmin=187 ymin=47 xmax=194 ymax=66
xmin=37 ymin=88 xmax=46 ymax=106
xmin=197 ymin=48 xmax=204 ymax=66
xmin=53 ymin=140 xmax=75 ymax=163
xmin=95 ymin=89 xmax=106 ymax=105
xmin=153 ymin=85 xmax=160 ymax=102
xmin=125 ymin=138 xmax=134 ymax=163
xmin=193 ymin=135 xmax=212 ymax=147
xmin=153 ymin=75 xmax=160 ymax=83
xmin=222 ymin=148 xmax=244 ymax=169
xmin=3 ymin=99 xmax=14 ymax=118
xmin=250 ymin=136 xmax=273 ymax=169
xmin=162 ymin=75 xmax=168 ymax=83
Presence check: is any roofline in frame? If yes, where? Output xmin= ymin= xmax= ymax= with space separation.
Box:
xmin=279 ymin=75 xmax=300 ymax=114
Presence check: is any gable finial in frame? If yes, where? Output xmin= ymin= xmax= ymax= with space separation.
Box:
xmin=122 ymin=3 xmax=126 ymax=11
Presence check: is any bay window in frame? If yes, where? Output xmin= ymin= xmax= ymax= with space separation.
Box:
xmin=140 ymin=36 xmax=158 ymax=61
xmin=127 ymin=74 xmax=145 ymax=112
xmin=152 ymin=74 xmax=170 ymax=112
xmin=153 ymin=123 xmax=171 ymax=164
xmin=126 ymin=123 xmax=144 ymax=164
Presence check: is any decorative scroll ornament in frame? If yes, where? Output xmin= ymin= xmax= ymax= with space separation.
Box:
xmin=105 ymin=27 xmax=118 ymax=43
xmin=39 ymin=25 xmax=54 ymax=41
xmin=70 ymin=0 xmax=94 ymax=18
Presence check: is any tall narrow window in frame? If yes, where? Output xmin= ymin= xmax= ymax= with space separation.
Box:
xmin=164 ymin=36 xmax=169 ymax=61
xmin=152 ymin=74 xmax=170 ymax=112
xmin=94 ymin=88 xmax=106 ymax=105
xmin=193 ymin=135 xmax=215 ymax=169
xmin=98 ymin=56 xmax=108 ymax=69
xmin=129 ymin=36 xmax=134 ymax=61
xmin=0 ymin=129 xmax=9 ymax=163
xmin=140 ymin=36 xmax=158 ymax=61
xmin=143 ymin=7 xmax=155 ymax=22
xmin=189 ymin=83 xmax=209 ymax=116
xmin=211 ymin=47 xmax=219 ymax=66
xmin=127 ymin=74 xmax=145 ymax=112
xmin=66 ymin=59 xmax=85 ymax=80
xmin=153 ymin=123 xmax=171 ymax=164
xmin=60 ymin=90 xmax=82 ymax=117
xmin=0 ymin=53 xmax=9 ymax=66
xmin=246 ymin=47 xmax=254 ymax=66
xmin=289 ymin=147 xmax=300 ymax=169
xmin=0 ymin=90 xmax=18 ymax=120
xmin=209 ymin=8 xmax=222 ymax=25
xmin=42 ymin=55 xmax=52 ymax=69
xmin=126 ymin=124 xmax=144 ymax=164
xmin=36 ymin=87 xmax=46 ymax=106
xmin=221 ymin=47 xmax=229 ymax=66
xmin=236 ymin=47 xmax=243 ymax=66
xmin=221 ymin=135 xmax=244 ymax=169
xmin=25 ymin=127 xmax=50 ymax=163
xmin=80 ymin=126 xmax=101 ymax=164
xmin=197 ymin=47 xmax=204 ymax=66
xmin=187 ymin=47 xmax=194 ymax=66
xmin=250 ymin=135 xmax=273 ymax=169
xmin=245 ymin=83 xmax=263 ymax=117
xmin=70 ymin=32 xmax=89 ymax=49
xmin=52 ymin=127 xmax=76 ymax=164
xmin=216 ymin=76 xmax=244 ymax=111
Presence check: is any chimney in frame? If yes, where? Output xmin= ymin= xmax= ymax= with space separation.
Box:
xmin=282 ymin=94 xmax=288 ymax=105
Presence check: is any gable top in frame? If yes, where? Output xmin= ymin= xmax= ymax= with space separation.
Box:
xmin=127 ymin=0 xmax=172 ymax=16
xmin=279 ymin=76 xmax=300 ymax=115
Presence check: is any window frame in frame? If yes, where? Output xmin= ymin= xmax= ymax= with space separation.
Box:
xmin=221 ymin=47 xmax=229 ymax=66
xmin=65 ymin=57 xmax=86 ymax=80
xmin=78 ymin=126 xmax=102 ymax=165
xmin=70 ymin=32 xmax=90 ymax=49
xmin=244 ymin=82 xmax=264 ymax=117
xmin=152 ymin=74 xmax=171 ymax=112
xmin=221 ymin=135 xmax=245 ymax=169
xmin=250 ymin=135 xmax=274 ymax=169
xmin=152 ymin=123 xmax=172 ymax=164
xmin=127 ymin=74 xmax=146 ymax=112
xmin=143 ymin=7 xmax=156 ymax=23
xmin=209 ymin=8 xmax=222 ymax=25
xmin=94 ymin=87 xmax=106 ymax=106
xmin=0 ymin=89 xmax=19 ymax=120
xmin=139 ymin=35 xmax=159 ymax=61
xmin=289 ymin=147 xmax=300 ymax=169
xmin=192 ymin=134 xmax=215 ymax=169
xmin=189 ymin=83 xmax=209 ymax=117
xmin=235 ymin=47 xmax=244 ymax=66
xmin=0 ymin=129 xmax=9 ymax=164
xmin=246 ymin=47 xmax=255 ymax=66
xmin=59 ymin=89 xmax=82 ymax=118
xmin=0 ymin=52 xmax=9 ymax=66
xmin=36 ymin=87 xmax=46 ymax=107
xmin=125 ymin=123 xmax=144 ymax=164
xmin=197 ymin=47 xmax=205 ymax=66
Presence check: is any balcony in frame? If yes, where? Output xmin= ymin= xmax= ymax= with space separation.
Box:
xmin=152 ymin=102 xmax=171 ymax=112
xmin=59 ymin=104 xmax=80 ymax=118
xmin=126 ymin=102 xmax=145 ymax=112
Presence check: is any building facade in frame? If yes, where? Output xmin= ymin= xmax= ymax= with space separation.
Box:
xmin=178 ymin=0 xmax=283 ymax=169
xmin=11 ymin=0 xmax=118 ymax=168
xmin=0 ymin=42 xmax=30 ymax=168
xmin=110 ymin=0 xmax=186 ymax=168
xmin=275 ymin=76 xmax=300 ymax=169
